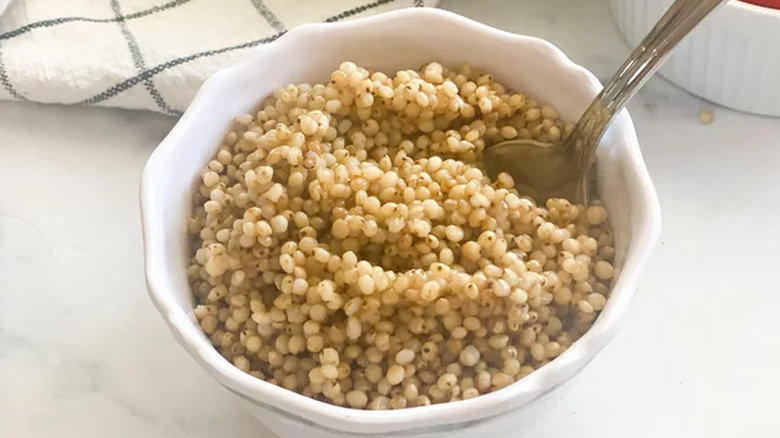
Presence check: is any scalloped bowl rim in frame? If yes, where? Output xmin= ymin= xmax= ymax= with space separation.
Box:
xmin=141 ymin=7 xmax=661 ymax=434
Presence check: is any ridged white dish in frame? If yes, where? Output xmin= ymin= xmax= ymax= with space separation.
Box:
xmin=141 ymin=8 xmax=661 ymax=438
xmin=609 ymin=0 xmax=780 ymax=117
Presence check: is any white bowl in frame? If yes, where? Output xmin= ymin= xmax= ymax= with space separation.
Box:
xmin=609 ymin=0 xmax=780 ymax=117
xmin=141 ymin=8 xmax=661 ymax=438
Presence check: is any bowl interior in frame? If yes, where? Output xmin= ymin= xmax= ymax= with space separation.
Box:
xmin=142 ymin=8 xmax=660 ymax=434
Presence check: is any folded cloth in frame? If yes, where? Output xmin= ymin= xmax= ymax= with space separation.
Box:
xmin=0 ymin=0 xmax=437 ymax=115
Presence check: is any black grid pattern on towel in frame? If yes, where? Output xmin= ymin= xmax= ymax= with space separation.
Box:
xmin=110 ymin=0 xmax=180 ymax=115
xmin=0 ymin=41 xmax=25 ymax=100
xmin=249 ymin=0 xmax=286 ymax=32
xmin=78 ymin=32 xmax=286 ymax=106
xmin=0 ymin=0 xmax=193 ymax=42
xmin=0 ymin=0 xmax=422 ymax=112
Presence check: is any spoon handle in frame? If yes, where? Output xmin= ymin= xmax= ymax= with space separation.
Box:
xmin=570 ymin=0 xmax=727 ymax=165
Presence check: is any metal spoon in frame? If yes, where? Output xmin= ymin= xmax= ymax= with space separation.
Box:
xmin=483 ymin=0 xmax=727 ymax=205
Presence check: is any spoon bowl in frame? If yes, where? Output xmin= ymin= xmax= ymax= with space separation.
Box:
xmin=483 ymin=0 xmax=727 ymax=205
xmin=483 ymin=138 xmax=583 ymax=203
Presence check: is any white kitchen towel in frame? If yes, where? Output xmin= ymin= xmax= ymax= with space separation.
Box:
xmin=0 ymin=0 xmax=437 ymax=115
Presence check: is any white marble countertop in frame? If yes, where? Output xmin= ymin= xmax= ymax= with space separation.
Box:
xmin=1 ymin=0 xmax=779 ymax=437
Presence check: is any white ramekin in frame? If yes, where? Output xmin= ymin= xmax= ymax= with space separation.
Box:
xmin=609 ymin=0 xmax=780 ymax=117
xmin=141 ymin=8 xmax=661 ymax=438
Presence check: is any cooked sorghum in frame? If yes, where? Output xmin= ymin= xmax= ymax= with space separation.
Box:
xmin=187 ymin=62 xmax=615 ymax=410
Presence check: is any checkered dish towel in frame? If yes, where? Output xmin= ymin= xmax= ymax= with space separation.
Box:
xmin=0 ymin=0 xmax=438 ymax=115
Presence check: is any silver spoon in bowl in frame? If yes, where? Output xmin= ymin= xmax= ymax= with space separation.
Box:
xmin=483 ymin=0 xmax=727 ymax=205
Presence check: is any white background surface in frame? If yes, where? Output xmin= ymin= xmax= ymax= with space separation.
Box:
xmin=1 ymin=0 xmax=779 ymax=437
